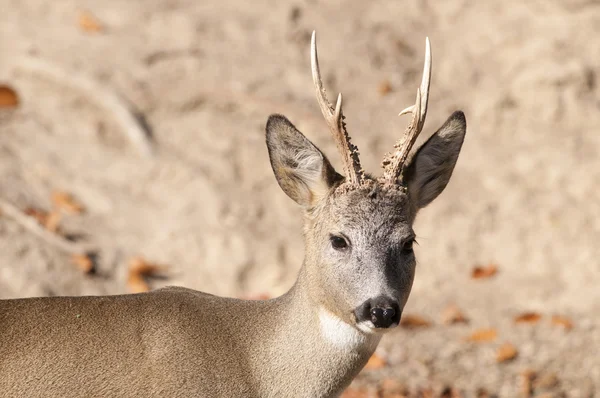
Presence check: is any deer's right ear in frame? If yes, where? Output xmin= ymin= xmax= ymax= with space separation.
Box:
xmin=266 ymin=114 xmax=341 ymax=207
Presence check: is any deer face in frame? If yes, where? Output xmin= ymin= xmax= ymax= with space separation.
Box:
xmin=306 ymin=185 xmax=416 ymax=331
xmin=266 ymin=112 xmax=466 ymax=333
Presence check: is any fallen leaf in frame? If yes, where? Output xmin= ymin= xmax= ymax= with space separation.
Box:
xmin=440 ymin=386 xmax=463 ymax=398
xmin=378 ymin=80 xmax=393 ymax=96
xmin=51 ymin=191 xmax=84 ymax=214
xmin=496 ymin=342 xmax=518 ymax=363
xmin=400 ymin=314 xmax=432 ymax=329
xmin=364 ymin=353 xmax=386 ymax=370
xmin=128 ymin=256 xmax=166 ymax=275
xmin=24 ymin=207 xmax=49 ymax=225
xmin=471 ymin=264 xmax=498 ymax=279
xmin=24 ymin=207 xmax=61 ymax=232
xmin=520 ymin=369 xmax=536 ymax=398
xmin=466 ymin=328 xmax=497 ymax=342
xmin=127 ymin=273 xmax=149 ymax=293
xmin=340 ymin=386 xmax=377 ymax=398
xmin=44 ymin=210 xmax=62 ymax=233
xmin=441 ymin=304 xmax=469 ymax=325
xmin=378 ymin=378 xmax=409 ymax=398
xmin=550 ymin=315 xmax=573 ymax=331
xmin=514 ymin=312 xmax=542 ymax=325
xmin=415 ymin=387 xmax=434 ymax=398
xmin=78 ymin=10 xmax=104 ymax=33
xmin=127 ymin=256 xmax=167 ymax=293
xmin=0 ymin=85 xmax=19 ymax=108
xmin=71 ymin=254 xmax=94 ymax=274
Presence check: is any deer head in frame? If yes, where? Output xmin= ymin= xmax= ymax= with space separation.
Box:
xmin=266 ymin=32 xmax=466 ymax=334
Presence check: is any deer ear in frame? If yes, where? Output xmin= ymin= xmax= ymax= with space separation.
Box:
xmin=266 ymin=114 xmax=341 ymax=207
xmin=404 ymin=111 xmax=466 ymax=209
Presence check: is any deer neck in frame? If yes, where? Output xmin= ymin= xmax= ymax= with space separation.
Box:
xmin=247 ymin=267 xmax=381 ymax=397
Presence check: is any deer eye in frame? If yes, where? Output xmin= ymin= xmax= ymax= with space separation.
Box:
xmin=402 ymin=238 xmax=415 ymax=253
xmin=330 ymin=235 xmax=349 ymax=250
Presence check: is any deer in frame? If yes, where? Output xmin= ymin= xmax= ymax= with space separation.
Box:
xmin=0 ymin=31 xmax=466 ymax=398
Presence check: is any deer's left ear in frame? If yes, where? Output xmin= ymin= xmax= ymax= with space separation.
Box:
xmin=403 ymin=111 xmax=466 ymax=209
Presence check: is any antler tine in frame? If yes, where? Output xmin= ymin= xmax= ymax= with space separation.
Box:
xmin=311 ymin=31 xmax=363 ymax=186
xmin=398 ymin=37 xmax=431 ymax=120
xmin=383 ymin=37 xmax=432 ymax=185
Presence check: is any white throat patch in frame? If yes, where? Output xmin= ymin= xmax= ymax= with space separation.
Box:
xmin=318 ymin=308 xmax=380 ymax=349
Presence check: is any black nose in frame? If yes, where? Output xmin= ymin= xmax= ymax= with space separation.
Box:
xmin=354 ymin=296 xmax=401 ymax=328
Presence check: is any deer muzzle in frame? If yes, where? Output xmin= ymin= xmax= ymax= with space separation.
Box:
xmin=354 ymin=296 xmax=401 ymax=329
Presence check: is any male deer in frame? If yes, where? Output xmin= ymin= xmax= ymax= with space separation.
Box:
xmin=0 ymin=32 xmax=466 ymax=397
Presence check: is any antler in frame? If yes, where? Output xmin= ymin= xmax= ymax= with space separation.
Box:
xmin=382 ymin=37 xmax=432 ymax=185
xmin=311 ymin=31 xmax=364 ymax=186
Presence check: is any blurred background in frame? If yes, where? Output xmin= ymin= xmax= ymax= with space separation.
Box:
xmin=0 ymin=0 xmax=599 ymax=396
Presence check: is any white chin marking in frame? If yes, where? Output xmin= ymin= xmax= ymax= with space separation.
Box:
xmin=356 ymin=321 xmax=398 ymax=334
xmin=318 ymin=308 xmax=370 ymax=348
xmin=356 ymin=321 xmax=378 ymax=334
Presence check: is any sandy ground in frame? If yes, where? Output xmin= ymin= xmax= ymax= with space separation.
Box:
xmin=1 ymin=0 xmax=599 ymax=396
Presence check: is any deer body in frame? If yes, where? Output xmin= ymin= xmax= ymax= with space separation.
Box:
xmin=0 ymin=283 xmax=378 ymax=397
xmin=0 ymin=32 xmax=466 ymax=397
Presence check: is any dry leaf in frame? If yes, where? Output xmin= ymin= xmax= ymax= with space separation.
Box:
xmin=440 ymin=386 xmax=463 ymax=398
xmin=466 ymin=328 xmax=497 ymax=342
xmin=78 ymin=10 xmax=104 ymax=33
xmin=128 ymin=256 xmax=166 ymax=275
xmin=415 ymin=387 xmax=434 ymax=398
xmin=127 ymin=273 xmax=149 ymax=293
xmin=24 ymin=207 xmax=61 ymax=232
xmin=340 ymin=387 xmax=377 ymax=398
xmin=51 ymin=191 xmax=84 ymax=214
xmin=520 ymin=369 xmax=536 ymax=398
xmin=441 ymin=304 xmax=469 ymax=325
xmin=471 ymin=264 xmax=498 ymax=279
xmin=44 ymin=211 xmax=62 ymax=233
xmin=128 ymin=256 xmax=145 ymax=270
xmin=24 ymin=207 xmax=49 ymax=225
xmin=71 ymin=254 xmax=94 ymax=274
xmin=496 ymin=342 xmax=518 ymax=363
xmin=364 ymin=353 xmax=386 ymax=370
xmin=127 ymin=256 xmax=167 ymax=293
xmin=514 ymin=312 xmax=542 ymax=325
xmin=0 ymin=85 xmax=19 ymax=108
xmin=475 ymin=388 xmax=491 ymax=398
xmin=550 ymin=315 xmax=573 ymax=331
xmin=400 ymin=314 xmax=432 ymax=329
xmin=378 ymin=378 xmax=409 ymax=398
xmin=378 ymin=80 xmax=393 ymax=96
